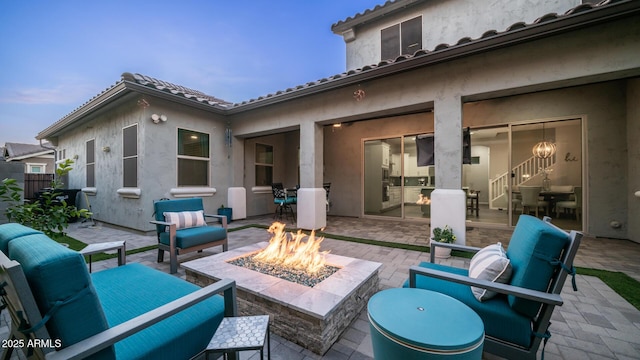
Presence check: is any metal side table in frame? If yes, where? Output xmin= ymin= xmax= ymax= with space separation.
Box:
xmin=205 ymin=315 xmax=270 ymax=360
xmin=79 ymin=240 xmax=126 ymax=272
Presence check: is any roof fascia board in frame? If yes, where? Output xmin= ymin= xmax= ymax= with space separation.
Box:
xmin=9 ymin=150 xmax=55 ymax=161
xmin=230 ymin=1 xmax=640 ymax=114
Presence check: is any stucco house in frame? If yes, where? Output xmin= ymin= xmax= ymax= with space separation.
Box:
xmin=36 ymin=0 xmax=640 ymax=243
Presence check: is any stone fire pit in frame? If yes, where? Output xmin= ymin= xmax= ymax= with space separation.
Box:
xmin=182 ymin=242 xmax=381 ymax=355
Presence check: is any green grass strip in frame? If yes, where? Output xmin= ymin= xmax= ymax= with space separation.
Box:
xmin=576 ymin=267 xmax=640 ymax=310
xmin=54 ymin=225 xmax=640 ymax=311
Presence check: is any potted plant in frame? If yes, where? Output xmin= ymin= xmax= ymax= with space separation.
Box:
xmin=217 ymin=204 xmax=233 ymax=224
xmin=431 ymin=225 xmax=456 ymax=258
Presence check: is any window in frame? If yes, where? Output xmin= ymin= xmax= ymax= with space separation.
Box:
xmin=381 ymin=16 xmax=422 ymax=60
xmin=123 ymin=124 xmax=137 ymax=187
xmin=27 ymin=163 xmax=45 ymax=173
xmin=86 ymin=139 xmax=95 ymax=187
xmin=177 ymin=129 xmax=209 ymax=186
xmin=255 ymin=144 xmax=273 ymax=186
xmin=56 ymin=149 xmax=66 ymax=162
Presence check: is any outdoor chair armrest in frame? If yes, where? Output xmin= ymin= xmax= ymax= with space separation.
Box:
xmin=409 ymin=265 xmax=563 ymax=306
xmin=429 ymin=242 xmax=482 ymax=263
xmin=46 ymin=278 xmax=238 ymax=360
xmin=204 ymin=214 xmax=228 ymax=228
xmin=149 ymin=219 xmax=173 ymax=227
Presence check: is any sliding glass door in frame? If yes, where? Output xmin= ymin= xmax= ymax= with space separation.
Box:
xmin=510 ymin=119 xmax=582 ymax=230
xmin=363 ymin=136 xmax=432 ymax=219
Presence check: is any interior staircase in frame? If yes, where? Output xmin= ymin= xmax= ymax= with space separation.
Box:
xmin=489 ymin=154 xmax=556 ymax=208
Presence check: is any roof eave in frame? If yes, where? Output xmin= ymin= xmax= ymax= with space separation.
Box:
xmin=7 ymin=150 xmax=55 ymax=161
xmin=36 ymin=82 xmax=129 ymax=140
xmin=37 ymin=80 xmax=229 ymax=141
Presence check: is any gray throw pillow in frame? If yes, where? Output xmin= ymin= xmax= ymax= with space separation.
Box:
xmin=468 ymin=242 xmax=512 ymax=301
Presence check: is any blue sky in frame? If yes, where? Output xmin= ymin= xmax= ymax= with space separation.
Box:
xmin=0 ymin=1 xmax=383 ymax=146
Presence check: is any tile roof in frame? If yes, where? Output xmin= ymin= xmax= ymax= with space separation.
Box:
xmin=230 ymin=0 xmax=637 ymax=109
xmin=121 ymin=72 xmax=232 ymax=107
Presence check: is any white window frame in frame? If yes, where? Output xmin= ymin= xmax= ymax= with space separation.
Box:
xmin=176 ymin=127 xmax=211 ymax=187
xmin=255 ymin=143 xmax=274 ymax=187
xmin=122 ymin=124 xmax=138 ymax=188
xmin=26 ymin=163 xmax=46 ymax=173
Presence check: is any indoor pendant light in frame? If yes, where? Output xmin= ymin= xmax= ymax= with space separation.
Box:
xmin=532 ymin=122 xmax=556 ymax=159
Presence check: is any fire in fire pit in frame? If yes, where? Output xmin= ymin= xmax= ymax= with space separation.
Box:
xmin=228 ymin=222 xmax=340 ymax=287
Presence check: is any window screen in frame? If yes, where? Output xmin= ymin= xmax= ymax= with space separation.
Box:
xmin=86 ymin=139 xmax=95 ymax=187
xmin=123 ymin=125 xmax=137 ymax=187
xmin=255 ymin=143 xmax=273 ymax=186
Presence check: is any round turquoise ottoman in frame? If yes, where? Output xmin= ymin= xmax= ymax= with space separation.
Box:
xmin=368 ymin=288 xmax=484 ymax=360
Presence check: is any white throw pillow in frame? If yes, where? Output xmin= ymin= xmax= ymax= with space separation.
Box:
xmin=468 ymin=242 xmax=512 ymax=301
xmin=163 ymin=210 xmax=206 ymax=231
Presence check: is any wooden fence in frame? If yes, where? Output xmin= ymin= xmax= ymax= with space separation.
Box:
xmin=24 ymin=173 xmax=54 ymax=201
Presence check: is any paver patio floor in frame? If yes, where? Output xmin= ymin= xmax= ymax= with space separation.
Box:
xmin=2 ymin=215 xmax=639 ymax=359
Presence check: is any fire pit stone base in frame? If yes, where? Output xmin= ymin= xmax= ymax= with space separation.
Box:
xmin=183 ymin=242 xmax=382 ymax=355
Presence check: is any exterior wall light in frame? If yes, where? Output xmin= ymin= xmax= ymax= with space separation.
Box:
xmin=151 ymin=114 xmax=168 ymax=124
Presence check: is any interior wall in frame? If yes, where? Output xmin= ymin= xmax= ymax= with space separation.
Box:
xmin=462 ymin=146 xmax=489 ymax=203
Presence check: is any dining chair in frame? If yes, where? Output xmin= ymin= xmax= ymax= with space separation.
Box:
xmin=272 ymin=182 xmax=296 ymax=222
xmin=505 ymin=185 xmax=521 ymax=213
xmin=556 ymin=186 xmax=582 ymax=221
xmin=519 ymin=186 xmax=548 ymax=217
xmin=323 ymin=182 xmax=331 ymax=213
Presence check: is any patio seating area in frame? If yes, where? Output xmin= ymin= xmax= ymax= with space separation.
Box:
xmin=2 ymin=215 xmax=639 ymax=359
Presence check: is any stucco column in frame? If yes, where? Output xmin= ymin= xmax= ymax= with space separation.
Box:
xmin=227 ymin=133 xmax=246 ymax=220
xmin=431 ymin=94 xmax=466 ymax=245
xmin=297 ymin=121 xmax=326 ymax=230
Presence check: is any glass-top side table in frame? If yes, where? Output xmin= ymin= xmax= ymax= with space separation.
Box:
xmin=205 ymin=315 xmax=270 ymax=360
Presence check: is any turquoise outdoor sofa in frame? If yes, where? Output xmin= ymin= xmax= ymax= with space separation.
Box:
xmin=0 ymin=223 xmax=237 ymax=360
xmin=405 ymin=215 xmax=582 ymax=360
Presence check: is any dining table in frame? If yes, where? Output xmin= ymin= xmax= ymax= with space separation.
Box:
xmin=513 ymin=189 xmax=574 ymax=217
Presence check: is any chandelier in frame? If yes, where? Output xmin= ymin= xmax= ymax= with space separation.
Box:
xmin=532 ymin=122 xmax=556 ymax=159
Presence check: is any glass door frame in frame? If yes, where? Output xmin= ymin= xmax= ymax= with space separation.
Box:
xmin=361 ymin=133 xmax=432 ymax=221
xmin=507 ymin=116 xmax=586 ymax=229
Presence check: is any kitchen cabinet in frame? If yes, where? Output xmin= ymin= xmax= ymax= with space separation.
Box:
xmin=381 ymin=142 xmax=390 ymax=168
xmin=389 ymin=186 xmax=401 ymax=207
xmin=390 ymin=154 xmax=402 ymax=176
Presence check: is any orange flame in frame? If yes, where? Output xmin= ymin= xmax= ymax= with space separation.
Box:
xmin=253 ymin=222 xmax=329 ymax=274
